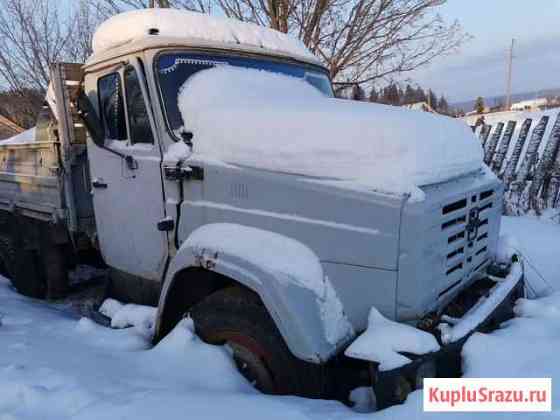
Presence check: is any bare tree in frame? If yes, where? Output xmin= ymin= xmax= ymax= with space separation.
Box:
xmin=1 ymin=0 xmax=467 ymax=100
xmin=216 ymin=0 xmax=468 ymax=84
xmin=95 ymin=0 xmax=468 ymax=84
xmin=0 ymin=0 xmax=100 ymax=93
xmin=96 ymin=0 xmax=215 ymax=15
xmin=0 ymin=0 xmax=100 ymax=125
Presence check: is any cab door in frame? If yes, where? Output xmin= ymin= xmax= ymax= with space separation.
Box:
xmin=87 ymin=60 xmax=168 ymax=281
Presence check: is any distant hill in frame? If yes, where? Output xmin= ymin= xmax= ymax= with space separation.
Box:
xmin=451 ymin=87 xmax=560 ymax=112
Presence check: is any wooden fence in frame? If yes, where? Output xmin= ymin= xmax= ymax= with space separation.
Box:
xmin=469 ymin=109 xmax=560 ymax=217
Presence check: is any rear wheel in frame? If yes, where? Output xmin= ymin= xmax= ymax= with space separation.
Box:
xmin=41 ymin=242 xmax=68 ymax=299
xmin=0 ymin=235 xmax=15 ymax=280
xmin=0 ymin=234 xmax=46 ymax=298
xmin=190 ymin=286 xmax=326 ymax=398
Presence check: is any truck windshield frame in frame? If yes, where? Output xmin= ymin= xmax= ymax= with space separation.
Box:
xmin=154 ymin=50 xmax=333 ymax=141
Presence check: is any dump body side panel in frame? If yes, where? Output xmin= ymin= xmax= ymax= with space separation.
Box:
xmin=0 ymin=142 xmax=62 ymax=221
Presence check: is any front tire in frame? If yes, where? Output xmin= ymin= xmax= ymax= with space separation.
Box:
xmin=190 ymin=286 xmax=326 ymax=398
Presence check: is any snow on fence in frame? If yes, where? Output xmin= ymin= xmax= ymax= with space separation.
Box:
xmin=468 ymin=108 xmax=560 ymax=218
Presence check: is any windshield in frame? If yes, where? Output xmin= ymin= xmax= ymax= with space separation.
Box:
xmin=156 ymin=52 xmax=333 ymax=135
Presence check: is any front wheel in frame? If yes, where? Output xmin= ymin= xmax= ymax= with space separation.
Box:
xmin=190 ymin=286 xmax=326 ymax=398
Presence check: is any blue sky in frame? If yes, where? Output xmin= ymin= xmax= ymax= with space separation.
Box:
xmin=408 ymin=0 xmax=560 ymax=102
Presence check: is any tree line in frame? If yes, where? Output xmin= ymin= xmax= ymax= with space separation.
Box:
xmin=345 ymin=83 xmax=452 ymax=115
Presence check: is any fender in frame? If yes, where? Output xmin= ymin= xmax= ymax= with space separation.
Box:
xmin=155 ymin=223 xmax=355 ymax=363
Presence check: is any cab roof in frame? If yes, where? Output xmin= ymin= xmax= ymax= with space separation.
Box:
xmin=85 ymin=35 xmax=323 ymax=70
xmin=86 ymin=9 xmax=322 ymax=69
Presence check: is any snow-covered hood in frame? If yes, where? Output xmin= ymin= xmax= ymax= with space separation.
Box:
xmin=178 ymin=67 xmax=483 ymax=201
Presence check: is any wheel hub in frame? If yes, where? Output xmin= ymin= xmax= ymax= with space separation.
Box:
xmin=228 ymin=341 xmax=275 ymax=394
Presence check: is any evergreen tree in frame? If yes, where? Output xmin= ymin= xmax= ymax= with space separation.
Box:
xmin=414 ymin=86 xmax=427 ymax=103
xmin=385 ymin=83 xmax=401 ymax=105
xmin=428 ymin=89 xmax=437 ymax=110
xmin=474 ymin=96 xmax=485 ymax=114
xmin=438 ymin=95 xmax=449 ymax=114
xmin=397 ymin=86 xmax=404 ymax=105
xmin=369 ymin=86 xmax=379 ymax=103
xmin=403 ymin=84 xmax=416 ymax=104
xmin=379 ymin=86 xmax=390 ymax=104
xmin=351 ymin=84 xmax=366 ymax=101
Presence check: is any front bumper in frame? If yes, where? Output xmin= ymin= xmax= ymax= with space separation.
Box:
xmin=373 ymin=261 xmax=525 ymax=408
xmin=438 ymin=261 xmax=524 ymax=344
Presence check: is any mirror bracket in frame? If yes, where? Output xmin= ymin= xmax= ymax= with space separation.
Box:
xmin=76 ymin=90 xmax=138 ymax=171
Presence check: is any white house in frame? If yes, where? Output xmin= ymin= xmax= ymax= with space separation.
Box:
xmin=511 ymin=98 xmax=548 ymax=111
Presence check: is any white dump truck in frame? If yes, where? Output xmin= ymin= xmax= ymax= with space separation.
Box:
xmin=0 ymin=9 xmax=523 ymax=408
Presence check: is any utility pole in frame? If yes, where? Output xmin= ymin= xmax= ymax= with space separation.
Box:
xmin=149 ymin=0 xmax=171 ymax=7
xmin=505 ymin=38 xmax=515 ymax=111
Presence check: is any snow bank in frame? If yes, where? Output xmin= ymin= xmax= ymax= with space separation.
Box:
xmin=143 ymin=318 xmax=252 ymax=393
xmin=99 ymin=298 xmax=157 ymax=338
xmin=178 ymin=67 xmax=483 ymax=201
xmin=344 ymin=307 xmax=440 ymax=371
xmin=501 ymin=216 xmax=560 ymax=296
xmin=1 ymin=127 xmax=35 ymax=145
xmin=462 ymin=291 xmax=560 ymax=383
xmin=76 ymin=317 xmax=152 ymax=351
xmin=514 ymin=292 xmax=560 ymax=319
xmin=92 ymin=9 xmax=314 ymax=61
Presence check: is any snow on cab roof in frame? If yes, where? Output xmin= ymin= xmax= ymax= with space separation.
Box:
xmin=92 ymin=9 xmax=316 ymax=62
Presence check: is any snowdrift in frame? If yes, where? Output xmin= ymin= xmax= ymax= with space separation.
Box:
xmin=178 ymin=67 xmax=484 ymax=201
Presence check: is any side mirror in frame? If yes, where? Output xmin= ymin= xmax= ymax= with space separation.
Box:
xmin=77 ymin=90 xmax=105 ymax=147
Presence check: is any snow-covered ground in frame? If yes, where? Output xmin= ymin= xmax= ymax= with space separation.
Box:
xmin=0 ymin=215 xmax=558 ymax=419
xmin=501 ymin=214 xmax=559 ymax=297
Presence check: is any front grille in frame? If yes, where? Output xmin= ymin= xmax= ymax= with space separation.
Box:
xmin=438 ymin=187 xmax=497 ymax=297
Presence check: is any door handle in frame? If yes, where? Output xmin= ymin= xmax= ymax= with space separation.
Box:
xmin=92 ymin=178 xmax=108 ymax=189
xmin=163 ymin=165 xmax=204 ymax=181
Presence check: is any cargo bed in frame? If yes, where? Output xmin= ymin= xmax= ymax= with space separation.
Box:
xmin=0 ymin=141 xmax=63 ymax=220
xmin=0 ymin=63 xmax=94 ymax=235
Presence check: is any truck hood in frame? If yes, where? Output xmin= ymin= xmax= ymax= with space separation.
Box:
xmin=178 ymin=66 xmax=483 ymax=201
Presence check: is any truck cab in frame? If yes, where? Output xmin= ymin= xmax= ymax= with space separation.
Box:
xmin=82 ymin=27 xmax=333 ymax=305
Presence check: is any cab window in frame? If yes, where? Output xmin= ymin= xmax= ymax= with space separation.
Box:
xmin=97 ymin=73 xmax=127 ymax=141
xmin=124 ymin=66 xmax=154 ymax=144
